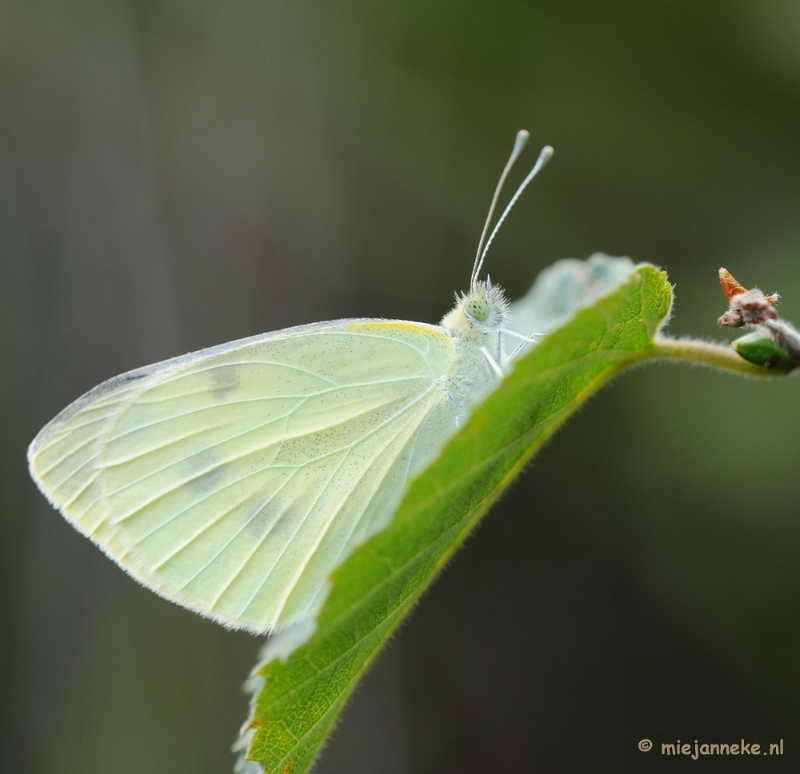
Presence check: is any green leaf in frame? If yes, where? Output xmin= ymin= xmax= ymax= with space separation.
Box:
xmin=237 ymin=263 xmax=672 ymax=774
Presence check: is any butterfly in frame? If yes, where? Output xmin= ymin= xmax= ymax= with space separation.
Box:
xmin=27 ymin=131 xmax=552 ymax=634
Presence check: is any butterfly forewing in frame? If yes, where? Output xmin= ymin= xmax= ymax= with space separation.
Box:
xmin=29 ymin=320 xmax=461 ymax=633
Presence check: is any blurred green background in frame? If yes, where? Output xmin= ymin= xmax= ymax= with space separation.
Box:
xmin=2 ymin=1 xmax=799 ymax=772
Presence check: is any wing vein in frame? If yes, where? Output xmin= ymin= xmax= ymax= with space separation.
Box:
xmin=241 ymin=383 xmax=441 ymax=623
xmin=109 ymin=374 xmax=428 ymax=445
xmin=236 ymin=449 xmax=353 ymax=624
xmin=108 ymin=388 xmax=421 ymax=510
xmin=149 ymin=416 xmax=295 ymax=573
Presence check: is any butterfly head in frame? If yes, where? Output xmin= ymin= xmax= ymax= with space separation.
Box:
xmin=441 ymin=279 xmax=509 ymax=336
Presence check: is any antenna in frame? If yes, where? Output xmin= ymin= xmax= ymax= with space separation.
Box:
xmin=471 ymin=130 xmax=530 ymax=289
xmin=472 ymin=144 xmax=554 ymax=287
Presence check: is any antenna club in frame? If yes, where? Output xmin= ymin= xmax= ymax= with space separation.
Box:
xmin=513 ymin=129 xmax=530 ymax=152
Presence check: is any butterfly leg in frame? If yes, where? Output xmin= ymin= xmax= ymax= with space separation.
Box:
xmin=480 ymin=347 xmax=504 ymax=378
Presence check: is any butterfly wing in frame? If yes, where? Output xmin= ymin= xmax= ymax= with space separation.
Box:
xmin=28 ymin=319 xmax=461 ymax=633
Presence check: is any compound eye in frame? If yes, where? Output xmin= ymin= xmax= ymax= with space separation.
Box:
xmin=464 ymin=297 xmax=490 ymax=322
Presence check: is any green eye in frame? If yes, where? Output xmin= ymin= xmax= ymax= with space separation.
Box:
xmin=464 ymin=297 xmax=490 ymax=322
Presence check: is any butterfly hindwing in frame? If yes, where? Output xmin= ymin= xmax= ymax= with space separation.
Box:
xmin=29 ymin=320 xmax=461 ymax=633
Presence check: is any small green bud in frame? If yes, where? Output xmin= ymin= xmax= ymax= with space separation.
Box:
xmin=732 ymin=331 xmax=796 ymax=370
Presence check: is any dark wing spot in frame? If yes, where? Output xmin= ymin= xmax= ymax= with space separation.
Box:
xmin=210 ymin=365 xmax=241 ymax=401
xmin=182 ymin=448 xmax=226 ymax=495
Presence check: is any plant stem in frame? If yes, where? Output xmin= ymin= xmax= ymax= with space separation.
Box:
xmin=648 ymin=336 xmax=791 ymax=378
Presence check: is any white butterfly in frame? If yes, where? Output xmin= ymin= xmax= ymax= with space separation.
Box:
xmin=28 ymin=132 xmax=552 ymax=634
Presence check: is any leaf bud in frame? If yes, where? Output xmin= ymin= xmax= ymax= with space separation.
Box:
xmin=732 ymin=330 xmax=795 ymax=369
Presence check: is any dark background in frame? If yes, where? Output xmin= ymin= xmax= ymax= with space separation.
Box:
xmin=2 ymin=2 xmax=800 ymax=772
